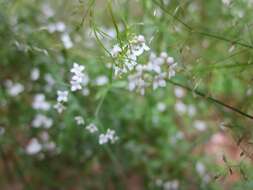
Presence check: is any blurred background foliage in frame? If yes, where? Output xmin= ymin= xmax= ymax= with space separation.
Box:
xmin=1 ymin=0 xmax=253 ymax=189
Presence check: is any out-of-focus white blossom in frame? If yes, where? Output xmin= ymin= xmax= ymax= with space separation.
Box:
xmin=196 ymin=161 xmax=206 ymax=176
xmin=99 ymin=134 xmax=108 ymax=144
xmin=26 ymin=138 xmax=42 ymax=155
xmin=86 ymin=123 xmax=98 ymax=133
xmin=32 ymin=94 xmax=51 ymax=111
xmin=193 ymin=120 xmax=207 ymax=131
xmin=94 ymin=75 xmax=109 ymax=86
xmin=61 ymin=33 xmax=73 ymax=49
xmin=175 ymin=101 xmax=187 ymax=114
xmin=174 ymin=87 xmax=185 ymax=98
xmin=42 ymin=4 xmax=54 ymax=18
xmin=57 ymin=90 xmax=68 ymax=102
xmin=0 ymin=127 xmax=5 ymax=136
xmin=70 ymin=63 xmax=89 ymax=91
xmin=75 ymin=116 xmax=85 ymax=125
xmin=54 ymin=102 xmax=65 ymax=113
xmin=30 ymin=68 xmax=40 ymax=81
xmin=32 ymin=114 xmax=53 ymax=129
xmin=99 ymin=128 xmax=118 ymax=144
xmin=163 ymin=180 xmax=179 ymax=190
xmin=47 ymin=22 xmax=66 ymax=33
xmin=187 ymin=105 xmax=196 ymax=117
xmin=5 ymin=80 xmax=24 ymax=97
xmin=157 ymin=102 xmax=166 ymax=112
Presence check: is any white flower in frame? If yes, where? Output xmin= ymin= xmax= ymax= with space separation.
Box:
xmin=167 ymin=56 xmax=174 ymax=65
xmin=71 ymin=63 xmax=85 ymax=75
xmin=168 ymin=63 xmax=177 ymax=79
xmin=86 ymin=123 xmax=98 ymax=133
xmin=54 ymin=102 xmax=65 ymax=113
xmin=0 ymin=127 xmax=5 ymax=136
xmin=222 ymin=0 xmax=231 ymax=6
xmin=98 ymin=128 xmax=118 ymax=144
xmin=193 ymin=120 xmax=207 ymax=131
xmin=175 ymin=101 xmax=187 ymax=114
xmin=57 ymin=90 xmax=68 ymax=102
xmin=75 ymin=116 xmax=85 ymax=125
xmin=32 ymin=114 xmax=53 ymax=129
xmin=99 ymin=134 xmax=108 ymax=144
xmin=95 ymin=75 xmax=109 ymax=86
xmin=61 ymin=33 xmax=73 ymax=49
xmin=26 ymin=138 xmax=42 ymax=155
xmin=42 ymin=4 xmax=54 ymax=18
xmin=157 ymin=102 xmax=166 ymax=112
xmin=70 ymin=63 xmax=89 ymax=91
xmin=196 ymin=162 xmax=206 ymax=176
xmin=30 ymin=68 xmax=40 ymax=81
xmin=112 ymin=35 xmax=149 ymax=76
xmin=70 ymin=80 xmax=82 ymax=91
xmin=32 ymin=94 xmax=51 ymax=111
xmin=111 ymin=44 xmax=122 ymax=57
xmin=106 ymin=129 xmax=115 ymax=140
xmin=47 ymin=22 xmax=65 ymax=33
xmin=82 ymin=88 xmax=90 ymax=96
xmin=174 ymin=87 xmax=185 ymax=98
xmin=187 ymin=105 xmax=196 ymax=117
xmin=5 ymin=80 xmax=24 ymax=97
xmin=163 ymin=180 xmax=179 ymax=190
xmin=153 ymin=73 xmax=166 ymax=90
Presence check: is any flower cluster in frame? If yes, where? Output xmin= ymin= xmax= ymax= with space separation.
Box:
xmin=127 ymin=51 xmax=177 ymax=95
xmin=99 ymin=129 xmax=118 ymax=145
xmin=70 ymin=63 xmax=89 ymax=91
xmin=111 ymin=35 xmax=150 ymax=76
xmin=54 ymin=90 xmax=68 ymax=113
xmin=26 ymin=132 xmax=57 ymax=155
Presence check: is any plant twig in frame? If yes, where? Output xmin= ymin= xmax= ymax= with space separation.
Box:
xmin=168 ymin=79 xmax=253 ymax=120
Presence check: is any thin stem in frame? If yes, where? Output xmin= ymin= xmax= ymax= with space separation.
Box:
xmin=168 ymin=79 xmax=253 ymax=120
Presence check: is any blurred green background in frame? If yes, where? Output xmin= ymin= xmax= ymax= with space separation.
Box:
xmin=1 ymin=0 xmax=253 ymax=189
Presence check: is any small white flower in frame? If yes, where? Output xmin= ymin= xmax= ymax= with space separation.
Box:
xmin=193 ymin=120 xmax=207 ymax=131
xmin=153 ymin=73 xmax=166 ymax=90
xmin=75 ymin=116 xmax=85 ymax=125
xmin=26 ymin=138 xmax=42 ymax=155
xmin=167 ymin=56 xmax=174 ymax=65
xmin=70 ymin=80 xmax=82 ymax=91
xmin=5 ymin=80 xmax=24 ymax=97
xmin=0 ymin=127 xmax=5 ymax=136
xmin=86 ymin=123 xmax=98 ymax=133
xmin=32 ymin=94 xmax=51 ymax=111
xmin=106 ymin=129 xmax=115 ymax=140
xmin=30 ymin=68 xmax=40 ymax=81
xmin=157 ymin=102 xmax=166 ymax=112
xmin=175 ymin=101 xmax=187 ymax=114
xmin=174 ymin=87 xmax=185 ymax=98
xmin=32 ymin=114 xmax=53 ymax=129
xmin=111 ymin=44 xmax=122 ymax=57
xmin=70 ymin=63 xmax=85 ymax=75
xmin=196 ymin=162 xmax=206 ymax=176
xmin=168 ymin=62 xmax=177 ymax=79
xmin=99 ymin=134 xmax=108 ymax=144
xmin=57 ymin=90 xmax=68 ymax=102
xmin=163 ymin=180 xmax=179 ymax=190
xmin=187 ymin=105 xmax=196 ymax=117
xmin=99 ymin=128 xmax=118 ymax=144
xmin=95 ymin=75 xmax=109 ymax=86
xmin=70 ymin=63 xmax=88 ymax=91
xmin=53 ymin=102 xmax=65 ymax=113
xmin=82 ymin=88 xmax=90 ymax=96
xmin=61 ymin=33 xmax=73 ymax=49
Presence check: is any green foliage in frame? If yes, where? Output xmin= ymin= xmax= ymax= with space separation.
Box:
xmin=1 ymin=0 xmax=253 ymax=189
